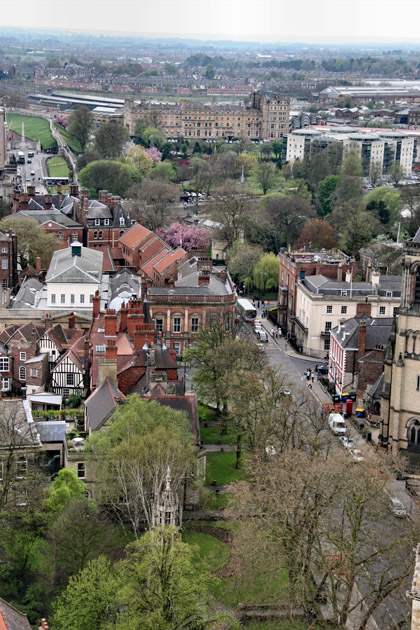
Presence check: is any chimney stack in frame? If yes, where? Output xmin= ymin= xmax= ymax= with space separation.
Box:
xmin=356 ymin=301 xmax=372 ymax=318
xmin=105 ymin=309 xmax=117 ymax=337
xmin=97 ymin=345 xmax=118 ymax=387
xmin=44 ymin=193 xmax=52 ymax=210
xmin=68 ymin=312 xmax=75 ymax=329
xmin=118 ymin=302 xmax=128 ymax=333
xmin=358 ymin=319 xmax=367 ymax=358
xmin=70 ymin=184 xmax=79 ymax=198
xmin=92 ymin=291 xmax=100 ymax=319
xmin=35 ymin=256 xmax=41 ymax=275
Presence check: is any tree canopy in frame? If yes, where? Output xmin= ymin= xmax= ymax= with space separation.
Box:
xmin=79 ymin=160 xmax=140 ymax=197
xmin=0 ymin=216 xmax=60 ymax=270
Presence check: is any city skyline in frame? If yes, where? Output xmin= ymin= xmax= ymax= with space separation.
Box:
xmin=1 ymin=0 xmax=420 ymax=44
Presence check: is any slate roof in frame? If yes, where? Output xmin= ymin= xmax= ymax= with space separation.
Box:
xmin=366 ymin=372 xmax=384 ymax=400
xmin=46 ymin=246 xmax=103 ymax=284
xmin=303 ymin=274 xmax=401 ymax=297
xmin=111 ymin=203 xmax=131 ymax=228
xmin=15 ymin=209 xmax=82 ymax=228
xmin=109 ymin=268 xmax=142 ymax=301
xmin=87 ymin=202 xmax=112 ymax=220
xmin=331 ymin=315 xmax=394 ymax=351
xmin=0 ymin=597 xmax=32 ymax=630
xmin=12 ymin=278 xmax=44 ymax=308
xmin=85 ymin=377 xmax=125 ymax=431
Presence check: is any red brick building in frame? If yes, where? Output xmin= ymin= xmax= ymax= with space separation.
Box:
xmin=147 ymin=257 xmax=236 ymax=358
xmin=278 ymin=248 xmax=356 ymax=333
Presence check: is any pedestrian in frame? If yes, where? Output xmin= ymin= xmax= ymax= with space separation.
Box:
xmin=271 ymin=328 xmax=275 ymax=337
xmin=312 ymin=372 xmax=315 ymax=383
xmin=306 ymin=370 xmax=311 ymax=381
xmin=257 ymin=301 xmax=260 ymax=309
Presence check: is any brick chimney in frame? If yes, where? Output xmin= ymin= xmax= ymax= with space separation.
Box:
xmin=106 ymin=192 xmax=112 ymax=208
xmin=105 ymin=309 xmax=117 ymax=337
xmin=56 ymin=183 xmax=62 ymax=202
xmin=92 ymin=291 xmax=100 ymax=319
xmin=111 ymin=195 xmax=121 ymax=209
xmin=98 ymin=190 xmax=107 ymax=204
xmin=35 ymin=256 xmax=41 ymax=274
xmin=12 ymin=188 xmax=20 ymax=213
xmin=197 ymin=257 xmax=211 ymax=285
xmin=27 ymin=185 xmax=35 ymax=199
xmin=118 ymin=302 xmax=128 ymax=332
xmin=44 ymin=193 xmax=52 ymax=210
xmin=127 ymin=300 xmax=144 ymax=335
xmin=356 ymin=300 xmax=372 ymax=318
xmin=133 ymin=324 xmax=153 ymax=349
xmin=20 ymin=193 xmax=29 ymax=210
xmin=97 ymin=344 xmax=118 ymax=387
xmin=80 ymin=187 xmax=90 ymax=201
xmin=68 ymin=312 xmax=75 ymax=329
xmin=70 ymin=184 xmax=79 ymax=198
xmin=358 ymin=319 xmax=367 ymax=358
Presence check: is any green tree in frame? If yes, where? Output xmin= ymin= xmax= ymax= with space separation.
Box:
xmin=51 ymin=556 xmax=118 ymax=630
xmin=87 ymin=396 xmax=194 ymax=536
xmin=318 ymin=175 xmax=342 ymax=216
xmin=211 ymin=181 xmax=252 ymax=250
xmin=67 ymin=106 xmax=93 ymax=152
xmin=79 ymin=160 xmax=140 ymax=197
xmin=140 ymin=125 xmax=167 ymax=150
xmin=43 ymin=468 xmax=86 ymax=515
xmin=294 ymin=218 xmax=338 ymax=250
xmin=149 ymin=160 xmax=176 ymax=182
xmin=272 ymin=141 xmax=283 ymax=160
xmin=226 ymin=241 xmax=264 ymax=288
xmin=341 ymin=149 xmax=363 ymax=177
xmin=127 ymin=144 xmax=154 ymax=176
xmin=256 ymin=194 xmax=315 ymax=251
xmin=0 ymin=217 xmax=60 ymax=270
xmin=283 ymin=177 xmax=311 ymax=202
xmin=117 ymin=527 xmax=230 ymax=630
xmin=253 ymin=252 xmax=280 ymax=291
xmin=94 ymin=121 xmax=129 ymax=159
xmin=252 ymin=162 xmax=280 ymax=195
xmin=389 ymin=160 xmax=405 ymax=186
xmin=331 ymin=200 xmax=374 ymax=257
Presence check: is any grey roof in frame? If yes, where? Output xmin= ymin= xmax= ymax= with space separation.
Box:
xmin=332 ymin=316 xmax=394 ymax=351
xmin=85 ymin=378 xmax=125 ymax=431
xmin=0 ymin=597 xmax=32 ymax=630
xmin=303 ymin=274 xmax=401 ymax=298
xmin=36 ymin=421 xmax=66 ymax=443
xmin=366 ymin=372 xmax=384 ymax=400
xmin=413 ymin=227 xmax=420 ymax=244
xmin=111 ymin=203 xmax=131 ymax=227
xmin=46 ymin=246 xmax=103 ymax=284
xmin=109 ymin=268 xmax=141 ymax=301
xmin=12 ymin=277 xmax=44 ymax=308
xmin=15 ymin=209 xmax=82 ymax=229
xmin=87 ymin=202 xmax=111 ymax=220
xmin=25 ymin=353 xmax=48 ymax=364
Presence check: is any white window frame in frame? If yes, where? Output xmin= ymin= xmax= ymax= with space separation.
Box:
xmin=80 ymin=294 xmax=85 ymax=304
xmin=172 ymin=317 xmax=181 ymax=333
xmin=51 ymin=293 xmax=56 ymax=304
xmin=77 ymin=462 xmax=86 ymax=479
xmin=67 ymin=373 xmax=75 ymax=386
xmin=16 ymin=457 xmax=27 ymax=479
xmin=2 ymin=378 xmax=9 ymax=391
xmin=1 ymin=259 xmax=8 ymax=270
xmin=104 ymin=219 xmax=109 ymax=226
xmin=191 ymin=317 xmax=199 ymax=333
xmin=20 ymin=352 xmax=26 ymax=362
xmin=95 ymin=219 xmax=100 ymax=226
xmin=0 ymin=357 xmax=9 ymax=371
xmin=31 ymin=368 xmax=37 ymax=378
xmin=19 ymin=366 xmax=26 ymax=381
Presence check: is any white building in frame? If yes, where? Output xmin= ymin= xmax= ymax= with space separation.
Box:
xmin=45 ymin=242 xmax=104 ymax=310
xmin=293 ymin=273 xmax=401 ymax=358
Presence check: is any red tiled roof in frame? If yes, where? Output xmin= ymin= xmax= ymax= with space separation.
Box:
xmin=141 ymin=236 xmax=169 ymax=266
xmin=153 ymin=248 xmax=187 ymax=274
xmin=119 ymin=224 xmax=152 ymax=249
xmin=141 ymin=247 xmax=171 ymax=279
xmin=102 ymin=247 xmax=115 ymax=272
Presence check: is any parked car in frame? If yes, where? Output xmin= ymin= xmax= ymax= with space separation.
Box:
xmin=349 ymin=448 xmax=364 ymax=462
xmin=339 ymin=435 xmax=354 ymax=449
xmin=328 ymin=413 xmax=347 ymax=435
xmin=258 ymin=331 xmax=268 ymax=343
xmin=389 ymin=497 xmax=407 ymax=518
xmin=315 ymin=363 xmax=329 ymax=375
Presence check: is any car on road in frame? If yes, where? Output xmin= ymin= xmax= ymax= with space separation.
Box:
xmin=258 ymin=331 xmax=268 ymax=342
xmin=339 ymin=435 xmax=354 ymax=449
xmin=389 ymin=497 xmax=407 ymax=518
xmin=253 ymin=319 xmax=262 ymax=333
xmin=349 ymin=448 xmax=364 ymax=462
xmin=315 ymin=363 xmax=329 ymax=375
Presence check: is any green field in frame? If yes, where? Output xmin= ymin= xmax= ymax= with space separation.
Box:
xmin=182 ymin=531 xmax=229 ymax=573
xmin=205 ymin=451 xmax=245 ymax=486
xmin=54 ymin=123 xmax=82 ymax=153
xmin=47 ymin=156 xmax=70 ymax=178
xmin=6 ymin=113 xmax=57 ymax=150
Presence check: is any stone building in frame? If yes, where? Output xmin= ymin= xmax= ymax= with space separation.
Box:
xmin=381 ymin=229 xmax=420 ymax=454
xmin=124 ymin=90 xmax=290 ymax=141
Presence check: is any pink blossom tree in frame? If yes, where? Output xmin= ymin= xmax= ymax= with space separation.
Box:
xmin=55 ymin=113 xmax=69 ymax=129
xmin=157 ymin=222 xmax=210 ymax=250
xmin=145 ymin=147 xmax=162 ymax=163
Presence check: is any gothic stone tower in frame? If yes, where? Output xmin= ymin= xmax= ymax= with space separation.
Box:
xmin=381 ymin=229 xmax=420 ymax=454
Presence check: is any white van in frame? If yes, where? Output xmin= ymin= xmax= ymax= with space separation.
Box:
xmin=328 ymin=413 xmax=347 ymax=435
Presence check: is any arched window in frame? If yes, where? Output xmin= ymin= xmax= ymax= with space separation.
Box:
xmin=19 ymin=366 xmax=26 ymax=382
xmin=407 ymin=418 xmax=420 ymax=451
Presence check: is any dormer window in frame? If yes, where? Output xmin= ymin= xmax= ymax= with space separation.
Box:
xmin=120 ymin=217 xmax=125 ymax=226
xmin=95 ymin=219 xmax=100 ymax=226
xmin=104 ymin=219 xmax=109 ymax=226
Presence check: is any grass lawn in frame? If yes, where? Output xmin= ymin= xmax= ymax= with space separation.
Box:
xmin=47 ymin=156 xmax=70 ymax=178
xmin=245 ymin=623 xmax=316 ymax=630
xmin=204 ymin=492 xmax=230 ymax=510
xmin=200 ymin=424 xmax=238 ymax=445
xmin=182 ymin=531 xmax=229 ymax=573
xmin=54 ymin=123 xmax=82 ymax=153
xmin=205 ymin=451 xmax=245 ymax=486
xmin=6 ymin=114 xmax=57 ymax=150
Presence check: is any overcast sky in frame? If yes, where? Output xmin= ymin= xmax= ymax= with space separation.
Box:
xmin=2 ymin=0 xmax=420 ymax=43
